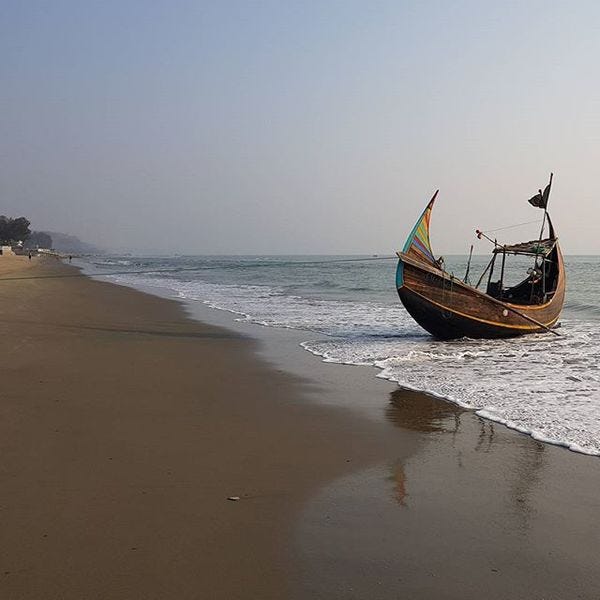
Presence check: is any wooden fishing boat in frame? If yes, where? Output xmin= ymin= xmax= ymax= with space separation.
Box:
xmin=396 ymin=175 xmax=565 ymax=339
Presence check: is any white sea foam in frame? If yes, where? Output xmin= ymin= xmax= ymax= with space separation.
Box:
xmin=107 ymin=270 xmax=600 ymax=456
xmin=303 ymin=324 xmax=600 ymax=455
xmin=93 ymin=258 xmax=133 ymax=266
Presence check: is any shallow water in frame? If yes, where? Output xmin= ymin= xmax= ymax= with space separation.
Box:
xmin=83 ymin=254 xmax=600 ymax=455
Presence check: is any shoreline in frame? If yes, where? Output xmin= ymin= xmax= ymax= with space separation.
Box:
xmin=86 ymin=261 xmax=598 ymax=458
xmin=3 ymin=258 xmax=600 ymax=598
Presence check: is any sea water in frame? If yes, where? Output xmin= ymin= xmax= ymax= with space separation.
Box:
xmin=83 ymin=254 xmax=600 ymax=456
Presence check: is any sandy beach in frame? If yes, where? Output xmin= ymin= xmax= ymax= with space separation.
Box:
xmin=5 ymin=1 xmax=600 ymax=597
xmin=2 ymin=257 xmax=600 ymax=600
xmin=0 ymin=257 xmax=406 ymax=599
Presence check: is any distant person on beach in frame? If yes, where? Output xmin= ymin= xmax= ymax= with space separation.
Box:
xmin=28 ymin=252 xmax=32 ymax=260
xmin=69 ymin=255 xmax=72 ymax=262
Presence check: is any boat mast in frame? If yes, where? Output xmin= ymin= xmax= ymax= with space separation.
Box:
xmin=463 ymin=244 xmax=474 ymax=284
xmin=537 ymin=172 xmax=553 ymax=245
xmin=475 ymin=255 xmax=494 ymax=289
xmin=499 ymin=247 xmax=507 ymax=290
xmin=486 ymin=240 xmax=498 ymax=292
xmin=533 ymin=173 xmax=553 ymax=301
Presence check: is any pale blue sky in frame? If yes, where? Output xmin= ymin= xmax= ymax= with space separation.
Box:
xmin=1 ymin=1 xmax=599 ymax=253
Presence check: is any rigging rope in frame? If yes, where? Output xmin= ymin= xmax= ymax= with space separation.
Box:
xmin=480 ymin=219 xmax=542 ymax=234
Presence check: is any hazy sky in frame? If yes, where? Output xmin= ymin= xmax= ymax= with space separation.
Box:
xmin=1 ymin=1 xmax=599 ymax=254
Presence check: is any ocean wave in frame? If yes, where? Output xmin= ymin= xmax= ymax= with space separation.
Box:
xmin=92 ymin=258 xmax=133 ymax=267
xmin=102 ymin=263 xmax=600 ymax=457
xmin=564 ymin=300 xmax=600 ymax=318
xmin=302 ymin=323 xmax=600 ymax=455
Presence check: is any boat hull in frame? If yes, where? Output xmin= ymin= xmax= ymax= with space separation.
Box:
xmin=396 ymin=255 xmax=565 ymax=340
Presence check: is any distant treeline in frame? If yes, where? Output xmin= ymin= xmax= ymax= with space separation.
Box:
xmin=0 ymin=215 xmax=53 ymax=248
xmin=0 ymin=215 xmax=31 ymax=244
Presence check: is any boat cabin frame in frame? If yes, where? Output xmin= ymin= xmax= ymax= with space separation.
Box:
xmin=475 ymin=235 xmax=560 ymax=306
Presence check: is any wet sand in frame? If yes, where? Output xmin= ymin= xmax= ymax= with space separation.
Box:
xmin=2 ymin=257 xmax=600 ymax=599
xmin=296 ymin=389 xmax=600 ymax=599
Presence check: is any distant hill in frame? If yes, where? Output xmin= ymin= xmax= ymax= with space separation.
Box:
xmin=43 ymin=231 xmax=101 ymax=255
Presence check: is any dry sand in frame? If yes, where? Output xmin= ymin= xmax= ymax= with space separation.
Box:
xmin=0 ymin=254 xmax=38 ymax=276
xmin=0 ymin=257 xmax=400 ymax=599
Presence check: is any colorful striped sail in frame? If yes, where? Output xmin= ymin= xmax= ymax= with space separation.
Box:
xmin=402 ymin=190 xmax=438 ymax=266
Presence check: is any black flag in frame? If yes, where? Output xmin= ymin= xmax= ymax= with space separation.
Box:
xmin=528 ymin=175 xmax=552 ymax=209
xmin=528 ymin=190 xmax=545 ymax=208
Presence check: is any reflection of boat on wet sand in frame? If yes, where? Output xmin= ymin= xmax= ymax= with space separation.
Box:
xmin=396 ymin=174 xmax=565 ymax=339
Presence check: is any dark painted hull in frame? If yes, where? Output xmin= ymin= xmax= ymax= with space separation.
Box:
xmin=396 ymin=251 xmax=565 ymax=340
xmin=399 ymin=285 xmax=523 ymax=339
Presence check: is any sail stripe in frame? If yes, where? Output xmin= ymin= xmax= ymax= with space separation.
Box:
xmin=412 ymin=236 xmax=433 ymax=259
xmin=401 ymin=191 xmax=438 ymax=266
